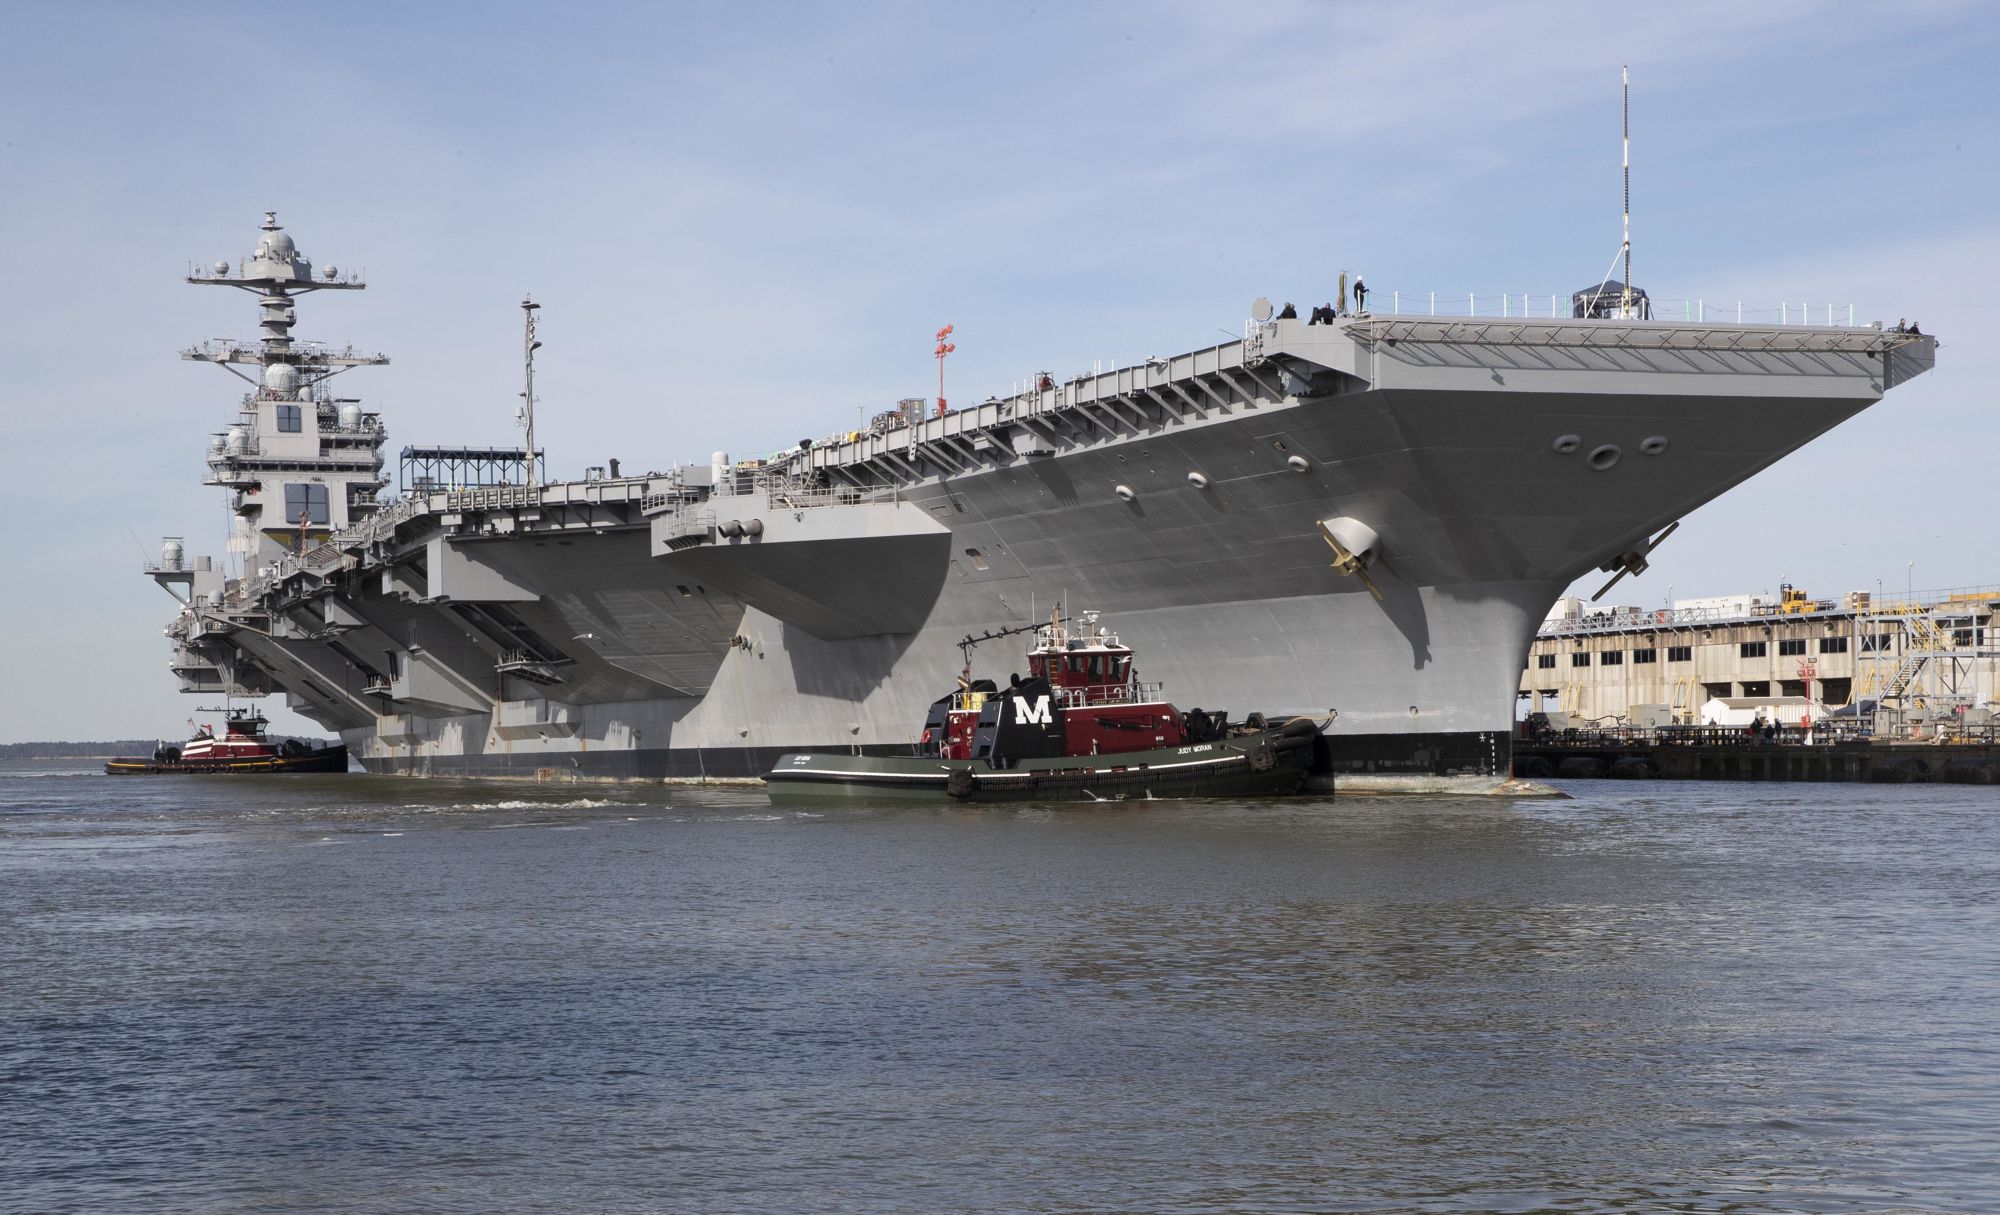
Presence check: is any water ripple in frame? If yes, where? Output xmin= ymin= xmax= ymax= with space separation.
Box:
xmin=0 ymin=762 xmax=1996 ymax=1212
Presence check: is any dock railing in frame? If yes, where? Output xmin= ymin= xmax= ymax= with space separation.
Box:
xmin=1545 ymin=584 xmax=2000 ymax=638
xmin=1522 ymin=720 xmax=2000 ymax=748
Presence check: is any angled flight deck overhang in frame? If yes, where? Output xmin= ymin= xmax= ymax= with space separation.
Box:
xmin=646 ymin=493 xmax=953 ymax=639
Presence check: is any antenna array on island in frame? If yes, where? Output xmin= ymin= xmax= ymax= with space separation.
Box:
xmin=1621 ymin=65 xmax=1632 ymax=319
xmin=520 ymin=297 xmax=542 ymax=488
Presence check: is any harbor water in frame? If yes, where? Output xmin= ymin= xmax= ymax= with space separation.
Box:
xmin=3 ymin=763 xmax=1996 ymax=1213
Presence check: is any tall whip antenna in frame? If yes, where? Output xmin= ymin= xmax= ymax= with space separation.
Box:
xmin=521 ymin=297 xmax=542 ymax=487
xmin=1621 ymin=65 xmax=1631 ymax=318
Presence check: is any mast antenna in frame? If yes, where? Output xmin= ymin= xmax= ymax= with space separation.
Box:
xmin=520 ymin=297 xmax=542 ymax=487
xmin=1621 ymin=65 xmax=1631 ymax=318
xmin=934 ymin=324 xmax=955 ymax=417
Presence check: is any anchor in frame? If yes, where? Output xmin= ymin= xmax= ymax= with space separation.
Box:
xmin=1590 ymin=520 xmax=1679 ymax=601
xmin=1316 ymin=516 xmax=1383 ymax=603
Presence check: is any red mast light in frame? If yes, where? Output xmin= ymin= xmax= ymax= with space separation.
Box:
xmin=934 ymin=324 xmax=955 ymax=417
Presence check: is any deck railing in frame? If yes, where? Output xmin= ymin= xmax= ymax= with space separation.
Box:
xmin=1349 ymin=293 xmax=1862 ymax=327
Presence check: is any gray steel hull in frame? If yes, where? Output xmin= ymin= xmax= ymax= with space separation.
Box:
xmin=154 ymin=222 xmax=1936 ymax=787
xmin=326 ymin=324 xmax=1920 ymax=781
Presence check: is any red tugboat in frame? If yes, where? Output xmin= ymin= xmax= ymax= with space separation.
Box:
xmin=105 ymin=709 xmax=349 ymax=775
xmin=766 ymin=610 xmax=1319 ymax=804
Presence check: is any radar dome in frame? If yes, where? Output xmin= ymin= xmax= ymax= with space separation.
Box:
xmin=226 ymin=425 xmax=250 ymax=454
xmin=212 ymin=260 xmax=230 ymax=276
xmin=208 ymin=434 xmax=227 ymax=454
xmin=255 ymin=228 xmax=297 ymax=260
xmin=323 ymin=265 xmax=338 ymax=280
xmin=160 ymin=539 xmax=184 ymax=570
xmin=245 ymin=213 xmax=307 ymax=280
xmin=262 ymin=363 xmax=300 ymax=396
xmin=337 ymin=403 xmax=362 ymax=430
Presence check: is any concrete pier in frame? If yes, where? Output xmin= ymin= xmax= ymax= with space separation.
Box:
xmin=1515 ymin=738 xmax=2000 ymax=783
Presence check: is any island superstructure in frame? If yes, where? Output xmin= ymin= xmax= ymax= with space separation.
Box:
xmin=144 ymin=215 xmax=1938 ymax=782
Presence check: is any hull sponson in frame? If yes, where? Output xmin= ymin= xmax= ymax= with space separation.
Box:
xmin=246 ymin=319 xmax=1929 ymax=782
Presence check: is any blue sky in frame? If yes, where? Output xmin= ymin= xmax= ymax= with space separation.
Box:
xmin=2 ymin=1 xmax=1993 ymax=741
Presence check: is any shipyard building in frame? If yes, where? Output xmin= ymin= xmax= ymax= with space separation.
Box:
xmin=1522 ymin=585 xmax=2000 ymax=739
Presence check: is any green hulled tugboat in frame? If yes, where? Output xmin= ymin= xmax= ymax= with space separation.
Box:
xmin=765 ymin=610 xmax=1320 ymax=805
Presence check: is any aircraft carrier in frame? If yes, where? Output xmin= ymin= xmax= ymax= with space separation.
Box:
xmin=143 ymin=214 xmax=1937 ymax=782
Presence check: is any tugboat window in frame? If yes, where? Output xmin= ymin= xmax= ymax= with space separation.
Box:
xmin=277 ymin=404 xmax=302 ymax=432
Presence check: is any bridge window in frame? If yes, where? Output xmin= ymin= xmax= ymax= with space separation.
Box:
xmin=277 ymin=404 xmax=302 ymax=432
xmin=282 ymin=482 xmax=329 ymax=525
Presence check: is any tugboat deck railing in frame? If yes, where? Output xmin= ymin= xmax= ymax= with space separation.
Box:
xmin=1056 ymin=683 xmax=1166 ymax=709
xmin=950 ymin=681 xmax=1167 ymax=714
